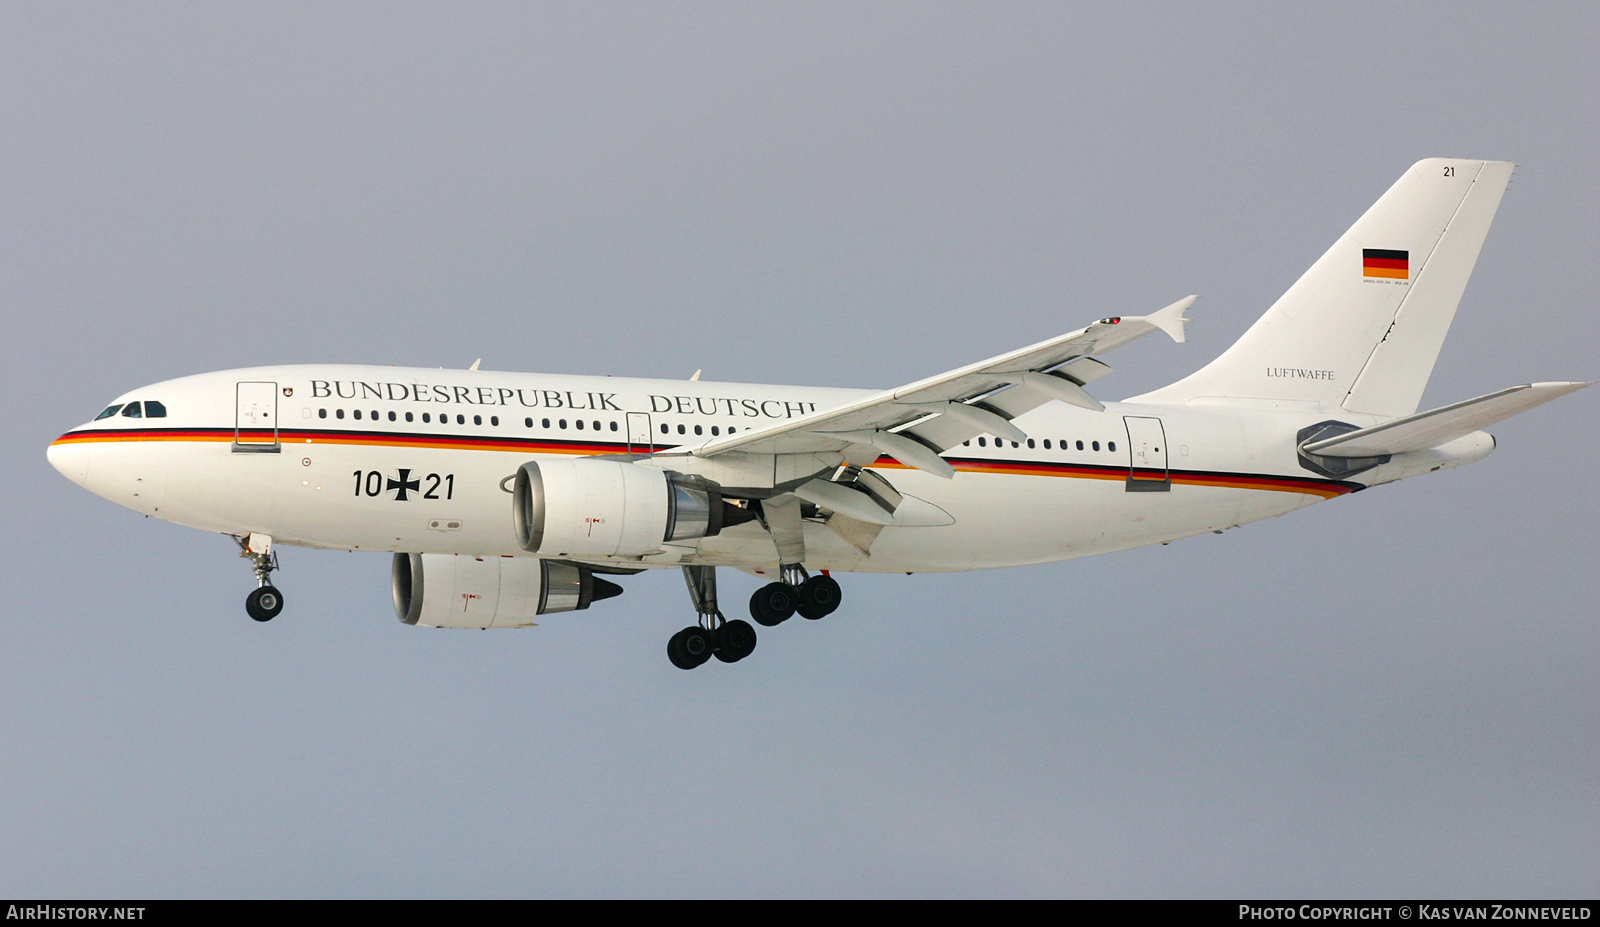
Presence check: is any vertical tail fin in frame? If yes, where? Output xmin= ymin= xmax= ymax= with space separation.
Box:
xmin=1134 ymin=159 xmax=1514 ymax=417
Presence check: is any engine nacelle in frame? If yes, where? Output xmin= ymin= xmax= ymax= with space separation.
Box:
xmin=512 ymin=458 xmax=723 ymax=558
xmin=392 ymin=553 xmax=621 ymax=629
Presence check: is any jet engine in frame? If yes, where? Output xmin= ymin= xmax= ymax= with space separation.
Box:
xmin=392 ymin=552 xmax=621 ymax=629
xmin=512 ymin=458 xmax=726 ymax=558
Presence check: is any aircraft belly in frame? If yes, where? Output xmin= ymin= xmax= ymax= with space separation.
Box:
xmin=852 ymin=476 xmax=1283 ymax=572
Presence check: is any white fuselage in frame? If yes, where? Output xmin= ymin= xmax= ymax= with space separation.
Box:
xmin=49 ymin=363 xmax=1484 ymax=578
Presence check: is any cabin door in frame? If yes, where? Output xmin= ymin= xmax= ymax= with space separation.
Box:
xmin=235 ymin=381 xmax=280 ymax=451
xmin=1123 ymin=415 xmax=1169 ymax=491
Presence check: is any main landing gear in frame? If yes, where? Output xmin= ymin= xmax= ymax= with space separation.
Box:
xmin=667 ymin=564 xmax=845 ymax=669
xmin=236 ymin=533 xmax=284 ymax=622
xmin=749 ymin=564 xmax=841 ymax=626
xmin=669 ymin=565 xmax=757 ymax=670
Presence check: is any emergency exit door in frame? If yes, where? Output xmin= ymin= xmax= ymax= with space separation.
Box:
xmin=1123 ymin=415 xmax=1169 ymax=491
xmin=235 ymin=381 xmax=280 ymax=452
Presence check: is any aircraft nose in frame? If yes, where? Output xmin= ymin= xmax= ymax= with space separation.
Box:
xmin=47 ymin=437 xmax=89 ymax=487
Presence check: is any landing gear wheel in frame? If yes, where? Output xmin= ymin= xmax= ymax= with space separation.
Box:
xmin=668 ymin=626 xmax=713 ymax=670
xmin=749 ymin=582 xmax=797 ymax=626
xmin=796 ymin=574 xmax=841 ymax=620
xmin=713 ymin=619 xmax=758 ymax=663
xmin=246 ymin=585 xmax=284 ymax=622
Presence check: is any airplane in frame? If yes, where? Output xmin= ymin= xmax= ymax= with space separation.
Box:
xmin=46 ymin=158 xmax=1589 ymax=669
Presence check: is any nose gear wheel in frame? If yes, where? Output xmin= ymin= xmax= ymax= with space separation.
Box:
xmin=235 ymin=534 xmax=284 ymax=622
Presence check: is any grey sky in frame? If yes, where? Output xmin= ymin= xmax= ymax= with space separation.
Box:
xmin=2 ymin=2 xmax=1595 ymax=897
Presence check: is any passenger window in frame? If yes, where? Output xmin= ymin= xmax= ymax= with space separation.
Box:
xmin=144 ymin=401 xmax=167 ymax=418
xmin=406 ymin=412 xmax=413 ymax=422
xmin=677 ymin=424 xmax=686 ymax=435
xmin=371 ymin=410 xmax=378 ymax=420
xmin=336 ymin=409 xmax=345 ymax=420
xmin=660 ymin=423 xmax=668 ymax=434
xmin=694 ymin=425 xmax=703 ymax=436
xmin=474 ymin=415 xmax=483 ymax=426
xmin=525 ymin=418 xmax=533 ymax=428
xmin=978 ymin=437 xmax=987 ymax=447
xmin=353 ymin=410 xmax=362 ymax=420
xmin=318 ymin=409 xmax=327 ymax=419
xmin=1026 ymin=439 xmax=1035 ymax=449
xmin=542 ymin=418 xmax=551 ymax=428
xmin=491 ymin=416 xmax=499 ymax=426
xmin=1076 ymin=440 xmax=1084 ymax=450
xmin=559 ymin=419 xmax=567 ymax=429
xmin=575 ymin=419 xmax=584 ymax=430
xmin=592 ymin=420 xmax=600 ymax=431
xmin=421 ymin=412 xmax=430 ymax=423
xmin=609 ymin=421 xmax=619 ymax=432
xmin=1092 ymin=441 xmax=1100 ymax=451
xmin=1109 ymin=441 xmax=1117 ymax=452
xmin=711 ymin=426 xmax=720 ymax=436
xmin=95 ymin=404 xmax=123 ymax=420
xmin=122 ymin=403 xmax=143 ymax=418
xmin=1043 ymin=439 xmax=1051 ymax=449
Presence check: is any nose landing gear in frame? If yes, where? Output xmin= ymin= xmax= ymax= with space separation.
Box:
xmin=236 ymin=533 xmax=284 ymax=622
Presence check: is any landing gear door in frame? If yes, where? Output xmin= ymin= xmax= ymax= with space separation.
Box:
xmin=235 ymin=381 xmax=280 ymax=453
xmin=626 ymin=412 xmax=653 ymax=454
xmin=1123 ymin=415 xmax=1170 ymax=492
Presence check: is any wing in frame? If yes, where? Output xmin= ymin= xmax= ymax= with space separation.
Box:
xmin=683 ymin=296 xmax=1196 ymax=477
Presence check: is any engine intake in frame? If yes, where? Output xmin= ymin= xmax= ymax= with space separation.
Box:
xmin=512 ymin=458 xmax=724 ymax=558
xmin=392 ymin=553 xmax=622 ymax=629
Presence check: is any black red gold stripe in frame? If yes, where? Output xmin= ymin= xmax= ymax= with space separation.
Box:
xmin=51 ymin=427 xmax=650 ymax=456
xmin=1362 ymin=248 xmax=1409 ymax=279
xmin=52 ymin=427 xmax=1360 ymax=499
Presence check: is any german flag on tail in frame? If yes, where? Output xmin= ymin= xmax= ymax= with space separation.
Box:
xmin=1363 ymin=248 xmax=1409 ymax=279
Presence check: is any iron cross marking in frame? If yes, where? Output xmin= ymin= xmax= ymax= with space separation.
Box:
xmin=387 ymin=469 xmax=421 ymax=501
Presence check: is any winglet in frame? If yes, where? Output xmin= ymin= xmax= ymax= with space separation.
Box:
xmin=1127 ymin=295 xmax=1196 ymax=344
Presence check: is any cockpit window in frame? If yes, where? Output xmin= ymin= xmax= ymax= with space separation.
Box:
xmin=121 ymin=403 xmax=143 ymax=419
xmin=95 ymin=404 xmax=123 ymax=420
xmin=144 ymin=400 xmax=167 ymax=418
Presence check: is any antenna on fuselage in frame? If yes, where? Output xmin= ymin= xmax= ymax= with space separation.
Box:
xmin=469 ymin=358 xmax=482 ymax=371
xmin=689 ymin=369 xmax=702 ymax=381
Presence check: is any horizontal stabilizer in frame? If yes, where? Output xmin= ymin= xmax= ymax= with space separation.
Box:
xmin=1303 ymin=382 xmax=1590 ymax=458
